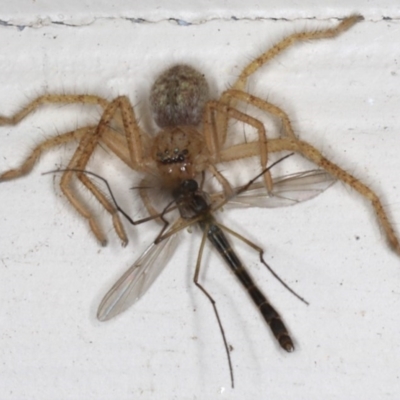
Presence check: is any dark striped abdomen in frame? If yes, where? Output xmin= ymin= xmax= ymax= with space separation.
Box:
xmin=204 ymin=223 xmax=294 ymax=352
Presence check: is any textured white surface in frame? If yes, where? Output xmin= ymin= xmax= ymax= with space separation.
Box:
xmin=0 ymin=0 xmax=399 ymax=24
xmin=0 ymin=3 xmax=400 ymax=400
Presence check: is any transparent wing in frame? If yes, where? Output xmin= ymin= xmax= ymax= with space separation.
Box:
xmin=98 ymin=169 xmax=334 ymax=322
xmin=97 ymin=232 xmax=179 ymax=321
xmin=226 ymin=169 xmax=335 ymax=208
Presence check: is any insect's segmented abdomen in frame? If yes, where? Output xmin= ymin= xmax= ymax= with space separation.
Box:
xmin=204 ymin=223 xmax=294 ymax=352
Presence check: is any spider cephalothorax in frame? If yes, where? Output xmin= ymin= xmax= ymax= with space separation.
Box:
xmin=149 ymin=65 xmax=211 ymax=187
xmin=151 ymin=125 xmax=209 ymax=187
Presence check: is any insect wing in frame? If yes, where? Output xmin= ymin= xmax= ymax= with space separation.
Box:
xmin=97 ymin=170 xmax=333 ymax=321
xmin=97 ymin=233 xmax=179 ymax=321
xmin=228 ymin=169 xmax=335 ymax=208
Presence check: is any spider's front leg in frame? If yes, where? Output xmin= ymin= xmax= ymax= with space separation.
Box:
xmin=203 ymin=100 xmax=272 ymax=193
xmin=61 ymin=164 xmax=128 ymax=246
xmin=96 ymin=95 xmax=149 ymax=170
xmin=60 ymin=95 xmax=153 ymax=245
xmin=221 ymin=89 xmax=297 ymax=140
xmin=0 ymin=93 xmax=131 ymax=244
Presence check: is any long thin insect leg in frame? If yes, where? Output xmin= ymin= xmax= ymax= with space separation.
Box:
xmin=236 ymin=153 xmax=295 ymax=196
xmin=44 ymin=167 xmax=178 ymax=227
xmin=211 ymin=153 xmax=295 ymax=213
xmin=194 ymin=222 xmax=235 ymax=389
xmin=205 ymin=222 xmax=294 ymax=352
xmin=216 ymin=222 xmax=308 ymax=305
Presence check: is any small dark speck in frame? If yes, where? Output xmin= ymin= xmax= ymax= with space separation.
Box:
xmin=383 ymin=16 xmax=392 ymax=20
xmin=231 ymin=16 xmax=239 ymax=21
xmin=355 ymin=235 xmax=360 ymax=240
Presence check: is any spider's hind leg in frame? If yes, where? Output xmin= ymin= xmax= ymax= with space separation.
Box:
xmin=203 ymin=100 xmax=273 ymax=193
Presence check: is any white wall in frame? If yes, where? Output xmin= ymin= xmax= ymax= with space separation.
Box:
xmin=0 ymin=2 xmax=399 ymax=399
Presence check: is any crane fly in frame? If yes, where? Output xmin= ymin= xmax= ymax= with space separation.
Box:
xmin=90 ymin=156 xmax=334 ymax=387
